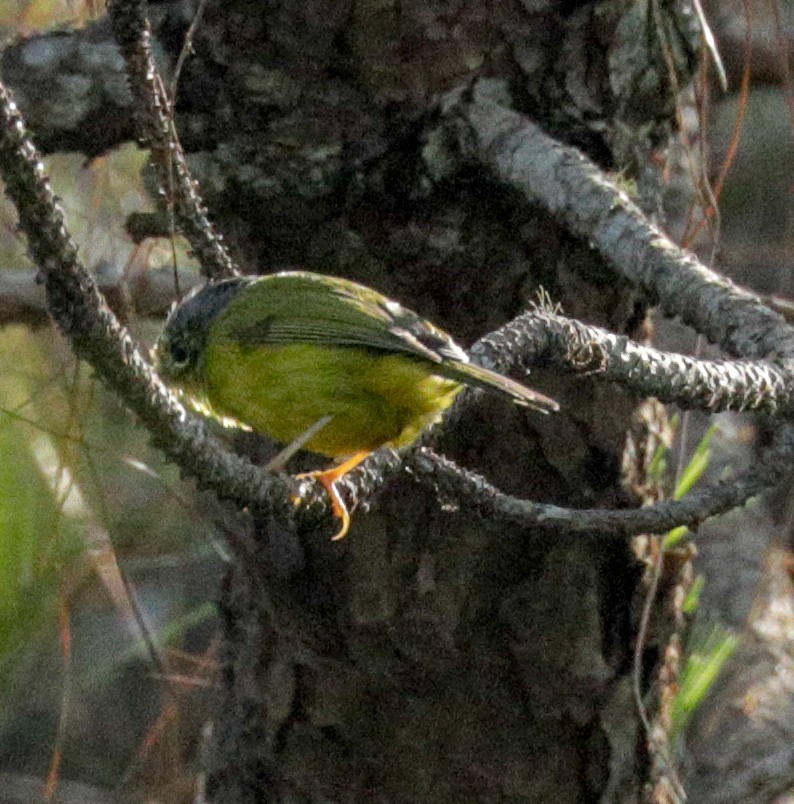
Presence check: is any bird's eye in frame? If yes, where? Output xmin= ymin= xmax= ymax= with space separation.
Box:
xmin=169 ymin=340 xmax=190 ymax=367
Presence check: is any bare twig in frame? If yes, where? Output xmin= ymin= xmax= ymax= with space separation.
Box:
xmin=170 ymin=0 xmax=210 ymax=103
xmin=106 ymin=0 xmax=237 ymax=280
xmin=0 ymin=80 xmax=291 ymax=528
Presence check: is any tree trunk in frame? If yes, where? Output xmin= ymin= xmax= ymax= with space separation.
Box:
xmin=170 ymin=2 xmax=698 ymax=800
xmin=4 ymin=0 xmax=702 ymax=799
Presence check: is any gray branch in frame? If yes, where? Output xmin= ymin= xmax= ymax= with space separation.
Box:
xmin=407 ymin=439 xmax=792 ymax=536
xmin=106 ymin=0 xmax=236 ymax=279
xmin=474 ymin=307 xmax=794 ymax=416
xmin=0 ymin=80 xmax=293 ymax=526
xmin=448 ymin=90 xmax=794 ymax=362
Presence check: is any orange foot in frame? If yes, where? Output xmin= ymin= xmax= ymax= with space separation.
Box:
xmin=296 ymin=451 xmax=370 ymax=540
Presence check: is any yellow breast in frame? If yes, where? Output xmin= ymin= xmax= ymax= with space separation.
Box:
xmin=203 ymin=341 xmax=462 ymax=457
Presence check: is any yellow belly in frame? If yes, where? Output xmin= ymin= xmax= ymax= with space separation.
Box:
xmin=202 ymin=341 xmax=462 ymax=457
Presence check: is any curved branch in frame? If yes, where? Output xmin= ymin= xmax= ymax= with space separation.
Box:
xmin=106 ymin=0 xmax=236 ymax=280
xmin=416 ymin=86 xmax=794 ymax=538
xmin=0 ymin=80 xmax=292 ymax=525
xmin=408 ymin=437 xmax=791 ymax=535
xmin=448 ymin=89 xmax=794 ymax=362
xmin=473 ymin=307 xmax=794 ymax=415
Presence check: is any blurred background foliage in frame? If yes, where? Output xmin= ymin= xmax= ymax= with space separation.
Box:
xmin=0 ymin=2 xmax=220 ymax=801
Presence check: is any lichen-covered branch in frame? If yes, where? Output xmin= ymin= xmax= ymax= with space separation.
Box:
xmin=420 ymin=87 xmax=794 ymax=537
xmin=0 ymin=79 xmax=291 ymax=525
xmin=474 ymin=307 xmax=794 ymax=415
xmin=449 ymin=89 xmax=794 ymax=362
xmin=106 ymin=0 xmax=236 ymax=280
xmin=409 ymin=431 xmax=792 ymax=534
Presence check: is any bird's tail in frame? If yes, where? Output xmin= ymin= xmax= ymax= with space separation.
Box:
xmin=441 ymin=361 xmax=559 ymax=413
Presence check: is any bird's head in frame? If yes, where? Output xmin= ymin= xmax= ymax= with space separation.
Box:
xmin=152 ymin=277 xmax=247 ymax=390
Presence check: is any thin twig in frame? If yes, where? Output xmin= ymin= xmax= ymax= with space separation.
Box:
xmin=170 ymin=0 xmax=210 ymax=104
xmin=106 ymin=0 xmax=236 ymax=280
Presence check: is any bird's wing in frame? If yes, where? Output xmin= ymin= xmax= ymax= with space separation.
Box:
xmin=218 ymin=271 xmax=468 ymax=364
xmin=218 ymin=272 xmax=558 ymax=412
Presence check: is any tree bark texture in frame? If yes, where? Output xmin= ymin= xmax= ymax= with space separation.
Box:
xmin=3 ymin=0 xmax=702 ymax=800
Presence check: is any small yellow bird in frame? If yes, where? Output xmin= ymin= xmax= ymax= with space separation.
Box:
xmin=153 ymin=271 xmax=558 ymax=538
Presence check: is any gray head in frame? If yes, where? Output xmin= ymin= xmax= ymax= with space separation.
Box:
xmin=153 ymin=277 xmax=248 ymax=386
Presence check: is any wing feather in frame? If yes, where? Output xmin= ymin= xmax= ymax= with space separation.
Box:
xmin=218 ymin=272 xmax=463 ymax=364
xmin=214 ymin=271 xmax=558 ymax=412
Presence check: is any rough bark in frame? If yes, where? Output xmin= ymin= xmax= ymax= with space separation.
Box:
xmin=2 ymin=0 xmax=705 ymax=800
xmin=168 ymin=2 xmax=695 ymax=801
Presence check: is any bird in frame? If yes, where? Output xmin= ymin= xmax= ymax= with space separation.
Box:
xmin=153 ymin=271 xmax=559 ymax=539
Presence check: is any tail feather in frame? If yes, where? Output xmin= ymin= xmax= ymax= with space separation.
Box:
xmin=441 ymin=361 xmax=559 ymax=413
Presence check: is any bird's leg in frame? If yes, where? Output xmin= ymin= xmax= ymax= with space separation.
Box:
xmin=265 ymin=415 xmax=333 ymax=472
xmin=296 ymin=451 xmax=370 ymax=540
